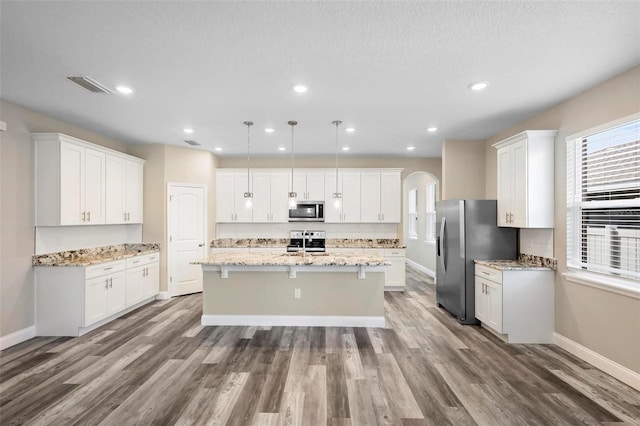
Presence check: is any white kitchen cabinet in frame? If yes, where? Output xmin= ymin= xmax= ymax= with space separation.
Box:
xmin=106 ymin=156 xmax=144 ymax=224
xmin=474 ymin=263 xmax=554 ymax=343
xmin=125 ymin=252 xmax=160 ymax=306
xmin=324 ymin=171 xmax=361 ymax=223
xmin=252 ymin=171 xmax=289 ymax=223
xmin=35 ymin=253 xmax=160 ymax=337
xmin=293 ymin=171 xmax=325 ymax=201
xmin=34 ymin=133 xmax=144 ymax=226
xmin=493 ymin=130 xmax=557 ymax=228
xmin=216 ymin=171 xmax=253 ymax=222
xmin=360 ymin=170 xmax=402 ymax=223
xmin=364 ymin=248 xmax=406 ymax=291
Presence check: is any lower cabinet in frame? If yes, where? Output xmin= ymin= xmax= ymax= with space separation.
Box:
xmin=362 ymin=248 xmax=406 ymax=291
xmin=35 ymin=252 xmax=160 ymax=336
xmin=474 ymin=264 xmax=554 ymax=343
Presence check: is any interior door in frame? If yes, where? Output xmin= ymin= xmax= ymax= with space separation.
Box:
xmin=169 ymin=184 xmax=207 ymax=296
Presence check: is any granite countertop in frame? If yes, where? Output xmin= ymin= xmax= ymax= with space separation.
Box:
xmin=33 ymin=243 xmax=160 ymax=267
xmin=210 ymin=238 xmax=404 ymax=249
xmin=475 ymin=259 xmax=553 ymax=271
xmin=193 ymin=251 xmax=390 ymax=267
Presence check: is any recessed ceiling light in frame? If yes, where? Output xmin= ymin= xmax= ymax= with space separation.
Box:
xmin=406 ymin=146 xmax=415 ymax=151
xmin=469 ymin=81 xmax=489 ymax=91
xmin=341 ymin=146 xmax=350 ymax=151
xmin=278 ymin=146 xmax=286 ymax=151
xmin=214 ymin=147 xmax=222 ymax=152
xmin=345 ymin=128 xmax=355 ymax=133
xmin=293 ymin=85 xmax=308 ymax=93
xmin=265 ymin=128 xmax=275 ymax=133
xmin=427 ymin=127 xmax=438 ymax=132
xmin=116 ymin=85 xmax=134 ymax=95
xmin=183 ymin=128 xmax=194 ymax=134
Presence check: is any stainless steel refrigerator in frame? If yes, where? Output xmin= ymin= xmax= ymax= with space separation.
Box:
xmin=436 ymin=200 xmax=517 ymax=324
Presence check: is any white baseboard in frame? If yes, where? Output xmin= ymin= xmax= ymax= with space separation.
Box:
xmin=201 ymin=314 xmax=385 ymax=328
xmin=155 ymin=291 xmax=170 ymax=300
xmin=0 ymin=326 xmax=36 ymax=350
xmin=405 ymin=258 xmax=436 ymax=280
xmin=553 ymin=332 xmax=640 ymax=391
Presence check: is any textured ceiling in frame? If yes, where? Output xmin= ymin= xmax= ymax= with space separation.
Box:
xmin=1 ymin=1 xmax=638 ymax=157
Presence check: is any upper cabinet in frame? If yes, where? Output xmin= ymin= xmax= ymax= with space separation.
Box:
xmin=324 ymin=171 xmax=361 ymax=223
xmin=105 ymin=156 xmax=143 ymax=224
xmin=361 ymin=171 xmax=401 ymax=223
xmin=493 ymin=130 xmax=557 ymax=228
xmin=214 ymin=168 xmax=402 ymax=224
xmin=34 ymin=133 xmax=144 ymax=226
xmin=293 ymin=171 xmax=325 ymax=201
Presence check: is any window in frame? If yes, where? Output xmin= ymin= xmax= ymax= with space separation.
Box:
xmin=567 ymin=118 xmax=640 ymax=284
xmin=425 ymin=182 xmax=436 ymax=243
xmin=408 ymin=188 xmax=418 ymax=239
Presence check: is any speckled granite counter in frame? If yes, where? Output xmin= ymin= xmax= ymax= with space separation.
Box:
xmin=475 ymin=259 xmax=553 ymax=271
xmin=210 ymin=238 xmax=404 ymax=249
xmin=33 ymin=243 xmax=160 ymax=267
xmin=193 ymin=251 xmax=389 ymax=267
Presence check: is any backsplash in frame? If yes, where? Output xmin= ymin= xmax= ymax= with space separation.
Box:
xmin=35 ymin=224 xmax=143 ymax=255
xmin=518 ymin=253 xmax=557 ymax=270
xmin=519 ymin=228 xmax=554 ymax=258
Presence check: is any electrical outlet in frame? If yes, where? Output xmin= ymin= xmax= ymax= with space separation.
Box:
xmin=294 ymin=288 xmax=301 ymax=299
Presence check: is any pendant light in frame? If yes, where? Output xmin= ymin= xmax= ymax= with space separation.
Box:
xmin=332 ymin=120 xmax=343 ymax=209
xmin=287 ymin=120 xmax=298 ymax=208
xmin=243 ymin=121 xmax=253 ymax=209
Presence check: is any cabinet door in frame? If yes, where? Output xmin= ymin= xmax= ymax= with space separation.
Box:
xmin=216 ymin=173 xmax=236 ymax=222
xmin=270 ymin=172 xmax=290 ymax=223
xmin=341 ymin=172 xmax=361 ymax=223
xmin=234 ymin=173 xmax=253 ymax=222
xmin=385 ymin=256 xmax=405 ymax=288
xmin=474 ymin=278 xmax=486 ymax=322
xmin=106 ymin=155 xmax=126 ymax=223
xmin=126 ymin=266 xmax=144 ymax=307
xmin=144 ymin=263 xmax=160 ymax=299
xmin=486 ymin=281 xmax=503 ymax=333
xmin=323 ymin=172 xmax=342 ymax=223
xmin=107 ymin=272 xmax=126 ymax=315
xmin=125 ymin=160 xmax=143 ymax=223
xmin=305 ymin=172 xmax=325 ymax=201
xmin=380 ymin=171 xmax=401 ymax=223
xmin=252 ymin=172 xmax=271 ymax=223
xmin=60 ymin=141 xmax=85 ymax=225
xmin=360 ymin=172 xmax=381 ymax=222
xmin=510 ymin=139 xmax=527 ymax=227
xmin=84 ymin=148 xmax=106 ymax=224
xmin=292 ymin=172 xmax=307 ymax=200
xmin=84 ymin=275 xmax=108 ymax=326
xmin=496 ymin=147 xmax=512 ymax=227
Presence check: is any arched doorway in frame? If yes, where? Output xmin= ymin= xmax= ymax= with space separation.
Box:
xmin=403 ymin=171 xmax=439 ymax=281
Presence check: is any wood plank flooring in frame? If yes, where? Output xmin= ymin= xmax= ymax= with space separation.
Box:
xmin=1 ymin=265 xmax=639 ymax=425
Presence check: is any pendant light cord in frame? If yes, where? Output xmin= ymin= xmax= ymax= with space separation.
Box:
xmin=332 ymin=120 xmax=342 ymax=196
xmin=288 ymin=121 xmax=297 ymax=193
xmin=243 ymin=121 xmax=253 ymax=196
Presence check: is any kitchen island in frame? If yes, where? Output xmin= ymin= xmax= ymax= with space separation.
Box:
xmin=193 ymin=251 xmax=389 ymax=327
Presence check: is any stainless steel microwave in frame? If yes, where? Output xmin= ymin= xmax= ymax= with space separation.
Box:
xmin=288 ymin=201 xmax=324 ymax=222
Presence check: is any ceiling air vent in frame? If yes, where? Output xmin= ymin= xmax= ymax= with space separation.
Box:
xmin=184 ymin=140 xmax=201 ymax=146
xmin=66 ymin=76 xmax=113 ymax=94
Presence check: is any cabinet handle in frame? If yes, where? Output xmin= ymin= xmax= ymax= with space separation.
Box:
xmin=104 ymin=266 xmax=113 ymax=271
xmin=505 ymin=212 xmax=509 ymax=223
xmin=105 ymin=279 xmax=109 ymax=289
xmin=124 ymin=212 xmax=127 ymax=221
xmin=87 ymin=211 xmax=91 ymax=222
xmin=109 ymin=277 xmax=113 ymax=288
xmin=382 ymin=213 xmax=384 ymax=221
xmin=481 ymin=271 xmax=490 ymax=276
xmin=509 ymin=213 xmax=513 ymax=223
xmin=82 ymin=212 xmax=86 ymax=222
xmin=128 ymin=212 xmax=131 ymax=221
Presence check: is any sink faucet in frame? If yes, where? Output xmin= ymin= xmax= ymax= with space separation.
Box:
xmin=302 ymin=229 xmax=308 ymax=258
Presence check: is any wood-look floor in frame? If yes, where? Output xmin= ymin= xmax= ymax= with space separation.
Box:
xmin=1 ymin=266 xmax=639 ymax=425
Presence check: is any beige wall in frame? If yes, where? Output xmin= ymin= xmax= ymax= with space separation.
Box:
xmin=484 ymin=65 xmax=640 ymax=373
xmin=442 ymin=139 xmax=485 ymax=200
xmin=403 ymin=172 xmax=438 ymax=273
xmin=0 ymin=100 xmax=128 ymax=337
xmin=127 ymin=144 xmax=218 ymax=292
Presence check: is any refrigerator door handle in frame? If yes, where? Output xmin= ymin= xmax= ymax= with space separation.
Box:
xmin=439 ymin=217 xmax=447 ymax=273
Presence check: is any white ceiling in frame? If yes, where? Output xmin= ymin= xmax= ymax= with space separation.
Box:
xmin=1 ymin=1 xmax=638 ymax=157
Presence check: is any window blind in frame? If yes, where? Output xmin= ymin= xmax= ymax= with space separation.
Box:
xmin=425 ymin=182 xmax=436 ymax=242
xmin=567 ymin=119 xmax=640 ymax=281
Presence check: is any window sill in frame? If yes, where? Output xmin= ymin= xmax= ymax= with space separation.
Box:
xmin=563 ymin=270 xmax=640 ymax=300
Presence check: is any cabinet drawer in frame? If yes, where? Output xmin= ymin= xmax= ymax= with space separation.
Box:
xmin=384 ymin=248 xmax=405 ymax=257
xmin=475 ymin=264 xmax=502 ymax=284
xmin=126 ymin=252 xmax=159 ymax=268
xmin=85 ymin=260 xmax=125 ymax=279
